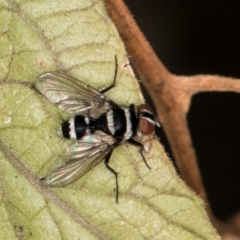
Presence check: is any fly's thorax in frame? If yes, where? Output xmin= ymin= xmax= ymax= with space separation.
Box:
xmin=124 ymin=105 xmax=137 ymax=139
xmin=109 ymin=106 xmax=137 ymax=140
xmin=93 ymin=105 xmax=137 ymax=141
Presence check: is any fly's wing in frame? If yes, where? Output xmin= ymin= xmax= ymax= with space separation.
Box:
xmin=45 ymin=131 xmax=116 ymax=187
xmin=34 ymin=72 xmax=117 ymax=118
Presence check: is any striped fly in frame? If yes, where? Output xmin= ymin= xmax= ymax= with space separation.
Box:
xmin=34 ymin=56 xmax=160 ymax=202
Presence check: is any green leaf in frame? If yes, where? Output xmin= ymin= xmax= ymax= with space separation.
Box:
xmin=0 ymin=0 xmax=219 ymax=239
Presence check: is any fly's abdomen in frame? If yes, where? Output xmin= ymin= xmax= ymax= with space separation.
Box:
xmin=62 ymin=121 xmax=71 ymax=139
xmin=74 ymin=115 xmax=88 ymax=139
xmin=62 ymin=116 xmax=90 ymax=140
xmin=94 ymin=114 xmax=110 ymax=135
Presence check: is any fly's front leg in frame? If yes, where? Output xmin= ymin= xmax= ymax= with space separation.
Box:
xmin=104 ymin=150 xmax=119 ymax=203
xmin=101 ymin=55 xmax=118 ymax=94
xmin=128 ymin=139 xmax=151 ymax=170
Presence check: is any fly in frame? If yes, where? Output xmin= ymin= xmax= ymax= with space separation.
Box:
xmin=34 ymin=56 xmax=160 ymax=202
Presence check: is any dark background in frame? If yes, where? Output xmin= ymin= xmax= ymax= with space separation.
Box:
xmin=124 ymin=0 xmax=240 ymax=221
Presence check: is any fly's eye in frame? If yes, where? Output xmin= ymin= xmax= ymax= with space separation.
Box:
xmin=139 ymin=118 xmax=154 ymax=136
xmin=139 ymin=104 xmax=153 ymax=113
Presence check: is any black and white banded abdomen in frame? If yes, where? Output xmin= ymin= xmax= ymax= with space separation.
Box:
xmin=62 ymin=116 xmax=93 ymax=139
xmin=61 ymin=105 xmax=137 ymax=142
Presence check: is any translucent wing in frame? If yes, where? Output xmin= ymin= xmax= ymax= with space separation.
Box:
xmin=34 ymin=72 xmax=117 ymax=118
xmin=45 ymin=131 xmax=116 ymax=187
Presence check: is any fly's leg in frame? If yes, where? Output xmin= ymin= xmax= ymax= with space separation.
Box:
xmin=104 ymin=150 xmax=119 ymax=203
xmin=101 ymin=55 xmax=118 ymax=94
xmin=128 ymin=139 xmax=151 ymax=170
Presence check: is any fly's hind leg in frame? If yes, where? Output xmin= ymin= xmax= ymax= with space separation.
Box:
xmin=101 ymin=55 xmax=118 ymax=94
xmin=104 ymin=150 xmax=119 ymax=203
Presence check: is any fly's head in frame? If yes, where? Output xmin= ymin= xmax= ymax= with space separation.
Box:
xmin=134 ymin=104 xmax=160 ymax=152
